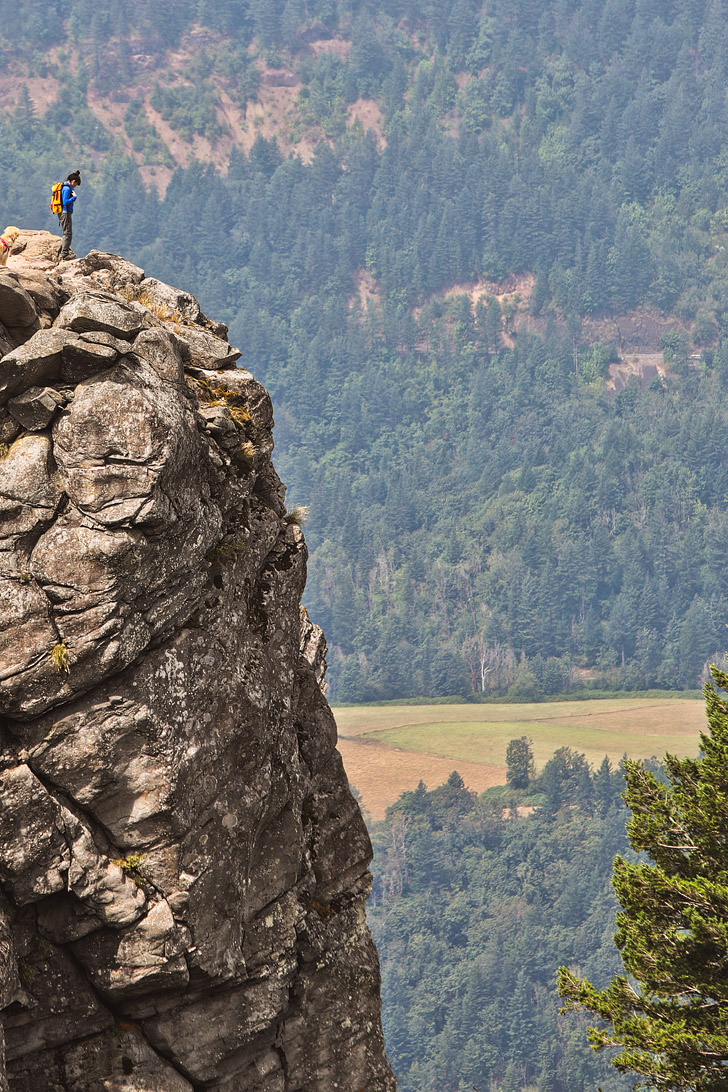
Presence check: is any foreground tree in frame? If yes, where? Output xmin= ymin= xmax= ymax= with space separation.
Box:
xmin=558 ymin=668 xmax=728 ymax=1090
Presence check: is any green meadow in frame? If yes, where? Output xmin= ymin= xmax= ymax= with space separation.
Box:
xmin=335 ymin=696 xmax=707 ymax=783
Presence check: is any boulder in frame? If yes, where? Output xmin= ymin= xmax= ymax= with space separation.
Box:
xmin=58 ymin=249 xmax=145 ymax=290
xmin=135 ymin=276 xmax=228 ymax=337
xmin=60 ymin=337 xmax=120 ymax=383
xmin=10 ymin=271 xmax=63 ymax=320
xmin=7 ymin=229 xmax=62 ymax=268
xmin=136 ymin=277 xmax=203 ymax=324
xmin=60 ymin=1032 xmax=195 ymax=1092
xmin=0 ymin=409 xmax=20 ymax=446
xmin=72 ymin=900 xmax=190 ymax=1000
xmin=55 ymin=292 xmax=146 ymax=340
xmin=7 ymin=386 xmax=64 ymax=431
xmin=0 ymin=273 xmax=39 ymax=333
xmin=0 ymin=329 xmax=67 ymax=404
xmin=174 ymin=323 xmax=241 ymax=369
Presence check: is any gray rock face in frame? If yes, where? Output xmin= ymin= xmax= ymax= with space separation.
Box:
xmin=0 ymin=232 xmax=395 ymax=1092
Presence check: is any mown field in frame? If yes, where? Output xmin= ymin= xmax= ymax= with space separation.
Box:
xmin=334 ymin=696 xmax=706 ymax=819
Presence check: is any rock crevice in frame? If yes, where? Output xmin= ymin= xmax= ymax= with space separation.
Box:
xmin=0 ymin=232 xmax=395 ymax=1092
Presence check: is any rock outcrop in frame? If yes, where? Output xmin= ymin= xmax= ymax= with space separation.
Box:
xmin=0 ymin=232 xmax=395 ymax=1091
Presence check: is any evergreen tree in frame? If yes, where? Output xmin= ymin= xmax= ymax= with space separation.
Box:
xmin=558 ymin=668 xmax=728 ymax=1091
xmin=506 ymin=735 xmax=535 ymax=789
xmin=12 ymin=83 xmax=35 ymax=137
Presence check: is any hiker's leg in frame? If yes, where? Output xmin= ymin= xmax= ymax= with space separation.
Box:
xmin=58 ymin=211 xmax=72 ymax=259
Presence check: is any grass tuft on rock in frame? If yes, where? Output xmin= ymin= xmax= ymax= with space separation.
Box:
xmin=51 ymin=642 xmax=71 ymax=674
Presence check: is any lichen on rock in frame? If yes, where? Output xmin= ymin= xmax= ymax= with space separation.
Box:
xmin=0 ymin=232 xmax=395 ymax=1091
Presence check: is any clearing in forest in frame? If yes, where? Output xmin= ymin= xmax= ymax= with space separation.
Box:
xmin=335 ymin=696 xmax=705 ymax=820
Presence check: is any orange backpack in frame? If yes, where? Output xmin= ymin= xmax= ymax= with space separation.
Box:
xmin=50 ymin=181 xmax=64 ymax=214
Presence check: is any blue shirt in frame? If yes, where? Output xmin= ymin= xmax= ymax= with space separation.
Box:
xmin=61 ymin=182 xmax=76 ymax=214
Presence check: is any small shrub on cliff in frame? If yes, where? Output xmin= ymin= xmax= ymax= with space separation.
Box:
xmin=137 ymin=291 xmax=182 ymax=323
xmin=206 ymin=539 xmax=250 ymax=563
xmin=113 ymin=852 xmax=147 ymax=886
xmin=196 ymin=378 xmax=254 ymax=430
xmin=118 ymin=284 xmax=186 ymax=325
xmin=236 ymin=440 xmax=256 ymax=468
xmin=51 ymin=642 xmax=71 ymax=674
xmin=284 ymin=504 xmax=309 ymax=527
xmin=228 ymin=404 xmax=252 ymax=428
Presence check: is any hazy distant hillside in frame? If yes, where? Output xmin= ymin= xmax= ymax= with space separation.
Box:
xmin=4 ymin=0 xmax=728 ymax=698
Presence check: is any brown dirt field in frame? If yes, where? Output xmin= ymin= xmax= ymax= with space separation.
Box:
xmin=0 ymin=43 xmax=79 ymax=113
xmin=414 ymin=272 xmax=535 ymax=319
xmin=347 ymin=98 xmax=385 ymax=146
xmin=0 ymin=74 xmax=60 ymax=113
xmin=310 ymin=39 xmax=352 ymax=58
xmin=514 ymin=305 xmax=694 ymax=356
xmin=605 ymin=351 xmax=699 ymax=391
xmin=537 ymin=700 xmax=704 ymax=741
xmin=349 ymin=269 xmax=380 ymax=311
xmin=241 ymin=81 xmax=318 ymax=165
xmin=338 ymin=737 xmax=505 ymax=821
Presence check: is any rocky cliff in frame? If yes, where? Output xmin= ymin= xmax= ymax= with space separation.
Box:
xmin=0 ymin=232 xmax=395 ymax=1092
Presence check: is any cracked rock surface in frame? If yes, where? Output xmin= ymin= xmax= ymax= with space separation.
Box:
xmin=0 ymin=232 xmax=395 ymax=1092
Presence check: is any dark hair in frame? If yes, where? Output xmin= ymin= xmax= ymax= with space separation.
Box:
xmin=66 ymin=170 xmax=81 ymax=184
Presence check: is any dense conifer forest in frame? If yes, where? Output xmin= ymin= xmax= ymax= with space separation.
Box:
xmin=368 ymin=753 xmax=634 ymax=1091
xmin=3 ymin=0 xmax=728 ymax=700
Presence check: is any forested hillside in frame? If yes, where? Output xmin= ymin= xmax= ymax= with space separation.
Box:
xmin=3 ymin=0 xmax=728 ymax=697
xmin=368 ymin=755 xmax=633 ymax=1092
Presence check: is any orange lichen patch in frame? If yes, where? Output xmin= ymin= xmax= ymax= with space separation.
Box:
xmin=347 ymin=98 xmax=385 ymax=147
xmin=348 ymin=269 xmax=381 ymax=312
xmin=338 ymin=736 xmax=504 ymax=821
xmin=116 ymin=1019 xmax=143 ymax=1036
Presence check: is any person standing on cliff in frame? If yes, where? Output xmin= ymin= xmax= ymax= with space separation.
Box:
xmin=58 ymin=170 xmax=81 ymax=261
